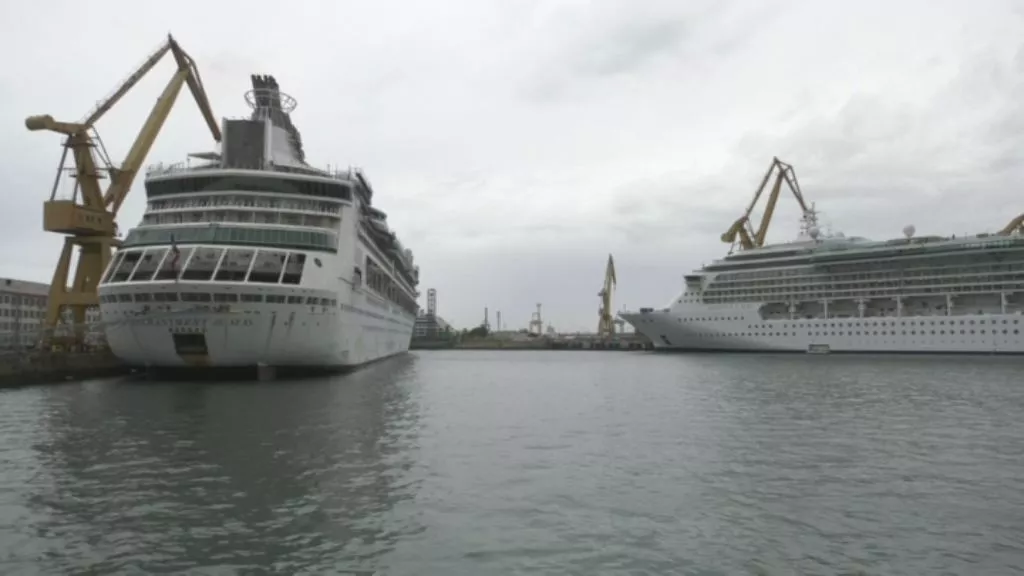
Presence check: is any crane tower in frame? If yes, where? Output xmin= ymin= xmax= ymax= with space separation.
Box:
xmin=25 ymin=35 xmax=222 ymax=348
xmin=597 ymin=254 xmax=617 ymax=338
xmin=529 ymin=303 xmax=544 ymax=335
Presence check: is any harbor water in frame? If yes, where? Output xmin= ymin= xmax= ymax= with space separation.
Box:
xmin=0 ymin=351 xmax=1021 ymax=575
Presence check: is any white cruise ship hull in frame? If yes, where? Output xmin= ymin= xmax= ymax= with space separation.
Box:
xmin=102 ymin=296 xmax=411 ymax=369
xmin=621 ymin=306 xmax=1024 ymax=354
xmin=100 ymin=283 xmax=414 ymax=369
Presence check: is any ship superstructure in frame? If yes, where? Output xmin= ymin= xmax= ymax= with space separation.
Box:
xmin=96 ymin=75 xmax=419 ymax=369
xmin=620 ymin=158 xmax=1024 ymax=354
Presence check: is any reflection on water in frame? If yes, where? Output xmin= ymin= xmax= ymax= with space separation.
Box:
xmin=18 ymin=356 xmax=421 ymax=574
xmin=0 ymin=351 xmax=1021 ymax=575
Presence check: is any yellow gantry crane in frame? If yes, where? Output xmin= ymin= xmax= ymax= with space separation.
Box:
xmin=597 ymin=254 xmax=617 ymax=338
xmin=719 ymin=158 xmax=1023 ymax=242
xmin=721 ymin=157 xmax=809 ymax=253
xmin=26 ymin=34 xmax=222 ymax=349
xmin=999 ymin=214 xmax=1024 ymax=236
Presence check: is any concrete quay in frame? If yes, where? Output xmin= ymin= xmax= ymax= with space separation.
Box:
xmin=0 ymin=350 xmax=132 ymax=387
xmin=412 ymin=334 xmax=653 ymax=351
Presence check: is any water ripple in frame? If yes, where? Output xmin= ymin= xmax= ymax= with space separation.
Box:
xmin=0 ymin=352 xmax=1019 ymax=574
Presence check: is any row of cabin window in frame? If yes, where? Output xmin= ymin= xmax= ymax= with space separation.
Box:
xmin=145 ymin=175 xmax=353 ymax=201
xmin=364 ymin=258 xmax=418 ymax=315
xmin=123 ymin=226 xmax=336 ymax=251
xmin=702 ymin=284 xmax=1024 ymax=304
xmin=697 ymin=328 xmax=1023 ymax=338
xmin=100 ymin=291 xmax=336 ymax=307
xmin=148 ymin=194 xmax=341 ymax=214
xmin=719 ymin=243 xmax=1024 ymax=268
xmin=707 ymin=273 xmax=1024 ymax=290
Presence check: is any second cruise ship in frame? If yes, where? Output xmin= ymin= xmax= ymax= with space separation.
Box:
xmin=620 ymin=157 xmax=1024 ymax=354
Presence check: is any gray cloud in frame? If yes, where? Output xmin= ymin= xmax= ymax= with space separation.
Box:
xmin=2 ymin=0 xmax=1023 ymax=331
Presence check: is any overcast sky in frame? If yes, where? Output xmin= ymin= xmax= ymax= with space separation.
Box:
xmin=2 ymin=0 xmax=1023 ymax=332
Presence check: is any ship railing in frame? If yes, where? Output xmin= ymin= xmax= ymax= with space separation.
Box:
xmin=147 ymin=202 xmax=341 ymax=216
xmin=146 ymin=161 xmax=219 ymax=176
xmin=145 ymin=159 xmax=359 ymax=182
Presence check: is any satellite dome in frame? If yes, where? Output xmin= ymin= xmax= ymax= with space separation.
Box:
xmin=903 ymin=225 xmax=916 ymax=238
xmin=808 ymin=226 xmax=820 ymax=240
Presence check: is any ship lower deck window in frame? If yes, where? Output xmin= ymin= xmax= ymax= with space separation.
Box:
xmin=102 ymin=252 xmax=126 ymax=283
xmin=153 ymin=247 xmax=193 ymax=281
xmin=240 ymin=294 xmax=263 ymax=302
xmin=248 ymin=251 xmax=286 ymax=283
xmin=215 ymin=249 xmax=256 ymax=282
xmin=129 ymin=248 xmax=169 ymax=282
xmin=181 ymin=248 xmax=223 ymax=281
xmin=181 ymin=292 xmax=211 ymax=302
xmin=110 ymin=252 xmax=142 ymax=283
xmin=213 ymin=293 xmax=238 ymax=303
xmin=281 ymin=253 xmax=306 ymax=285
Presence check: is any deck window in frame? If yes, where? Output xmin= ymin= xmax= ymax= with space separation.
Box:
xmin=109 ymin=251 xmax=142 ymax=283
xmin=102 ymin=252 xmax=126 ymax=284
xmin=145 ymin=175 xmax=353 ymax=201
xmin=247 ymin=251 xmax=287 ymax=283
xmin=181 ymin=248 xmax=223 ymax=281
xmin=128 ymin=248 xmax=168 ymax=282
xmin=281 ymin=253 xmax=306 ymax=285
xmin=153 ymin=247 xmax=194 ymax=281
xmin=214 ymin=249 xmax=256 ymax=282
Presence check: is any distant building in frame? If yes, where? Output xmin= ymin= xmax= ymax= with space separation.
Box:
xmin=414 ymin=312 xmax=452 ymax=339
xmin=0 ymin=278 xmax=101 ymax=349
xmin=413 ymin=287 xmax=453 ymax=339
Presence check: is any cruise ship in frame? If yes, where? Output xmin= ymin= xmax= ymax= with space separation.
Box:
xmin=620 ymin=158 xmax=1024 ymax=354
xmin=96 ymin=75 xmax=419 ymax=370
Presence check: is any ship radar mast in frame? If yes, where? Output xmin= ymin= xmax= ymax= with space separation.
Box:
xmin=244 ymin=75 xmax=298 ymax=114
xmin=243 ymin=74 xmax=305 ymax=163
xmin=799 ymin=203 xmax=821 ymax=241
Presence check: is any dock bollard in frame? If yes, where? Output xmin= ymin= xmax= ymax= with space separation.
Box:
xmin=256 ymin=362 xmax=276 ymax=382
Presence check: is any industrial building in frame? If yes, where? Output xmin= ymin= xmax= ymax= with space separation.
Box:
xmin=0 ymin=278 xmax=100 ymax=350
xmin=414 ymin=288 xmax=453 ymax=338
